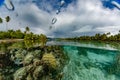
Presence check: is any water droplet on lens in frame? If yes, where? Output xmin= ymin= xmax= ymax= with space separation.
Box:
xmin=15 ymin=12 xmax=18 ymax=17
xmin=52 ymin=17 xmax=57 ymax=24
xmin=56 ymin=9 xmax=60 ymax=14
xmin=49 ymin=26 xmax=52 ymax=30
xmin=4 ymin=0 xmax=14 ymax=11
xmin=60 ymin=0 xmax=65 ymax=7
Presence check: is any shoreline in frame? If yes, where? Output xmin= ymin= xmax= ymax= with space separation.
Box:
xmin=0 ymin=39 xmax=23 ymax=43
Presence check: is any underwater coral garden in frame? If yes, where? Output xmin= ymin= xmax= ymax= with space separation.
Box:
xmin=0 ymin=43 xmax=68 ymax=80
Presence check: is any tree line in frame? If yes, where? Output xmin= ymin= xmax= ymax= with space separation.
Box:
xmin=61 ymin=31 xmax=120 ymax=42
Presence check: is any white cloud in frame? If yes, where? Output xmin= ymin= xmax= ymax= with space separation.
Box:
xmin=51 ymin=0 xmax=120 ymax=37
xmin=0 ymin=0 xmax=120 ymax=37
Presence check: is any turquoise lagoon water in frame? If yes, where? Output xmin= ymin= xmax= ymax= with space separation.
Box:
xmin=47 ymin=41 xmax=120 ymax=80
xmin=1 ymin=41 xmax=120 ymax=80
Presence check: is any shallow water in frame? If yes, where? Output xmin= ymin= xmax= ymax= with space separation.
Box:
xmin=1 ymin=41 xmax=120 ymax=80
xmin=61 ymin=45 xmax=120 ymax=80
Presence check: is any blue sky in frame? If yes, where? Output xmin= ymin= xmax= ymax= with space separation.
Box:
xmin=0 ymin=0 xmax=120 ymax=37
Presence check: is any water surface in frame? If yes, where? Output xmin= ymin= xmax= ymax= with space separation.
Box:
xmin=1 ymin=40 xmax=120 ymax=80
xmin=48 ymin=41 xmax=120 ymax=80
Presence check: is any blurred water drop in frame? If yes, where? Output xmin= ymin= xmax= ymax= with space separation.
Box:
xmin=4 ymin=0 xmax=14 ymax=11
xmin=49 ymin=26 xmax=52 ymax=30
xmin=15 ymin=12 xmax=18 ymax=17
xmin=56 ymin=0 xmax=65 ymax=15
xmin=19 ymin=22 xmax=21 ymax=26
xmin=56 ymin=9 xmax=60 ymax=14
xmin=60 ymin=0 xmax=65 ymax=7
xmin=52 ymin=17 xmax=57 ymax=24
xmin=49 ymin=0 xmax=65 ymax=30
xmin=32 ymin=0 xmax=36 ymax=3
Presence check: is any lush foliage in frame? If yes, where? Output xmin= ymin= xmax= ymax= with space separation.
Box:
xmin=0 ymin=30 xmax=24 ymax=39
xmin=0 ymin=26 xmax=47 ymax=40
xmin=61 ymin=31 xmax=120 ymax=42
xmin=24 ymin=33 xmax=47 ymax=48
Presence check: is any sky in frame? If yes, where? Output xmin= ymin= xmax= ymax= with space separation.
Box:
xmin=0 ymin=0 xmax=120 ymax=38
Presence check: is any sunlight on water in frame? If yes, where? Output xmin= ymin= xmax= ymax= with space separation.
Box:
xmin=62 ymin=45 xmax=120 ymax=80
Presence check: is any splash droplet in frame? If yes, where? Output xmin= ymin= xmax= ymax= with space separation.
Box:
xmin=4 ymin=0 xmax=14 ymax=11
xmin=52 ymin=17 xmax=57 ymax=24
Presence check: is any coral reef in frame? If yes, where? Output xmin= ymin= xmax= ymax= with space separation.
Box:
xmin=0 ymin=45 xmax=67 ymax=80
xmin=0 ymin=51 xmax=13 ymax=68
xmin=42 ymin=53 xmax=58 ymax=69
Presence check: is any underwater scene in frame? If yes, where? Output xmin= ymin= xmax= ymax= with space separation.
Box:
xmin=0 ymin=40 xmax=120 ymax=80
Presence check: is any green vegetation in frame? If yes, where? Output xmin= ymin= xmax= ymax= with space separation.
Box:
xmin=61 ymin=31 xmax=120 ymax=42
xmin=24 ymin=33 xmax=47 ymax=48
xmin=0 ymin=16 xmax=47 ymax=50
xmin=0 ymin=16 xmax=119 ymax=43
xmin=0 ymin=26 xmax=47 ymax=44
xmin=25 ymin=26 xmax=30 ymax=34
xmin=0 ymin=29 xmax=24 ymax=39
xmin=0 ymin=27 xmax=47 ymax=49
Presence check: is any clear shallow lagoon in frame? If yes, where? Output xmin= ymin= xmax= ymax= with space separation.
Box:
xmin=47 ymin=41 xmax=120 ymax=80
xmin=1 ymin=41 xmax=120 ymax=80
xmin=62 ymin=45 xmax=119 ymax=80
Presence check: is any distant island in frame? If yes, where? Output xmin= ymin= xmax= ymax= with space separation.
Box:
xmin=0 ymin=27 xmax=120 ymax=43
xmin=58 ymin=31 xmax=120 ymax=42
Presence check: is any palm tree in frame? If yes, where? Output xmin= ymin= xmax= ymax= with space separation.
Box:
xmin=0 ymin=17 xmax=3 ymax=23
xmin=40 ymin=34 xmax=47 ymax=47
xmin=25 ymin=26 xmax=30 ymax=34
xmin=5 ymin=16 xmax=10 ymax=30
